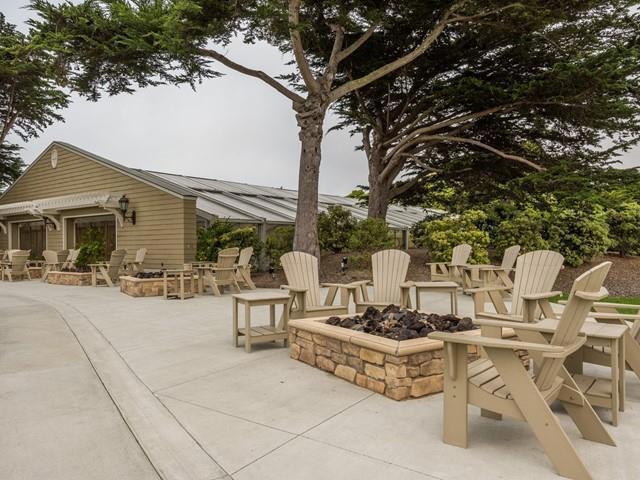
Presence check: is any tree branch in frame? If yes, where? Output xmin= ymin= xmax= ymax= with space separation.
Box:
xmin=197 ymin=48 xmax=304 ymax=103
xmin=289 ymin=0 xmax=320 ymax=93
xmin=336 ymin=24 xmax=377 ymax=63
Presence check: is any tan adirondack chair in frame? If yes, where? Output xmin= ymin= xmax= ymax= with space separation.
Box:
xmin=89 ymin=249 xmax=127 ymax=287
xmin=462 ymin=245 xmax=521 ymax=291
xmin=1 ymin=251 xmax=31 ymax=281
xmin=352 ymin=249 xmax=412 ymax=313
xmin=430 ymin=262 xmax=615 ymax=480
xmin=56 ymin=249 xmax=69 ymax=265
xmin=202 ymin=247 xmax=241 ymax=295
xmin=235 ymin=246 xmax=256 ymax=290
xmin=471 ymin=250 xmax=564 ymax=323
xmin=125 ymin=248 xmax=147 ymax=274
xmin=281 ymin=251 xmax=349 ymax=319
xmin=62 ymin=249 xmax=80 ymax=269
xmin=42 ymin=250 xmax=63 ymax=281
xmin=426 ymin=243 xmax=471 ymax=285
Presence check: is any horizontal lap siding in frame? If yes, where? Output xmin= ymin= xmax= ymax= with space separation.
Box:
xmin=0 ymin=145 xmax=196 ymax=268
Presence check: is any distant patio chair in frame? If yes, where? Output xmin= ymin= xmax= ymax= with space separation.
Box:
xmin=426 ymin=243 xmax=471 ymax=285
xmin=62 ymin=249 xmax=80 ymax=270
xmin=56 ymin=249 xmax=69 ymax=265
xmin=126 ymin=248 xmax=147 ymax=274
xmin=89 ymin=249 xmax=127 ymax=287
xmin=1 ymin=251 xmax=31 ymax=281
xmin=202 ymin=247 xmax=241 ymax=295
xmin=430 ymin=262 xmax=615 ymax=480
xmin=42 ymin=250 xmax=63 ymax=281
xmin=462 ymin=244 xmax=521 ymax=292
xmin=281 ymin=251 xmax=350 ymax=319
xmin=235 ymin=246 xmax=256 ymax=290
xmin=351 ymin=249 xmax=412 ymax=312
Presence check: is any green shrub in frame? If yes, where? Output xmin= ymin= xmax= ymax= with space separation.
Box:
xmin=318 ymin=205 xmax=357 ymax=252
xmin=413 ymin=210 xmax=489 ymax=264
xmin=348 ymin=218 xmax=394 ymax=252
xmin=492 ymin=205 xmax=551 ymax=254
xmin=75 ymin=226 xmax=106 ymax=269
xmin=607 ymin=202 xmax=640 ymax=256
xmin=548 ymin=205 xmax=611 ymax=267
xmin=265 ymin=225 xmax=295 ymax=267
xmin=197 ymin=220 xmax=262 ymax=261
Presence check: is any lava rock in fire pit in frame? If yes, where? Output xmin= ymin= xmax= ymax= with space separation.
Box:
xmin=325 ymin=305 xmax=475 ymax=340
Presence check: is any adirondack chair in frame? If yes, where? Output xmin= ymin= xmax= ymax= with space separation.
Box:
xmin=89 ymin=249 xmax=127 ymax=287
xmin=56 ymin=249 xmax=69 ymax=265
xmin=426 ymin=243 xmax=471 ymax=285
xmin=461 ymin=245 xmax=521 ymax=291
xmin=1 ymin=251 xmax=31 ymax=281
xmin=430 ymin=262 xmax=615 ymax=480
xmin=42 ymin=250 xmax=63 ymax=281
xmin=62 ymin=249 xmax=80 ymax=269
xmin=471 ymin=250 xmax=564 ymax=323
xmin=351 ymin=249 xmax=412 ymax=313
xmin=235 ymin=246 xmax=256 ymax=290
xmin=125 ymin=248 xmax=147 ymax=274
xmin=280 ymin=251 xmax=349 ymax=319
xmin=202 ymin=247 xmax=241 ymax=295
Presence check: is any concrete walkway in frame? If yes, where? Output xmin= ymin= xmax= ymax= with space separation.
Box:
xmin=1 ymin=281 xmax=639 ymax=480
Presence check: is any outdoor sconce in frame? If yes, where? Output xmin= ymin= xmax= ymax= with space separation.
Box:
xmin=44 ymin=217 xmax=55 ymax=231
xmin=118 ymin=195 xmax=137 ymax=225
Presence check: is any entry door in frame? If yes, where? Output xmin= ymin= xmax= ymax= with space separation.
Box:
xmin=18 ymin=221 xmax=46 ymax=258
xmin=74 ymin=215 xmax=116 ymax=257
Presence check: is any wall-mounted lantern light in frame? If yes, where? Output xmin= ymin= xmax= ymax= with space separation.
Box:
xmin=118 ymin=195 xmax=136 ymax=225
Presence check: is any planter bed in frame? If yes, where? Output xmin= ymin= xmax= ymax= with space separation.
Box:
xmin=28 ymin=266 xmax=42 ymax=279
xmin=120 ymin=275 xmax=194 ymax=297
xmin=47 ymin=271 xmax=96 ymax=286
xmin=289 ymin=312 xmax=528 ymax=401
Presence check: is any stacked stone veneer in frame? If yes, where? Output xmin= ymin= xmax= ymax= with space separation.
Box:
xmin=120 ymin=275 xmax=195 ymax=297
xmin=289 ymin=320 xmax=482 ymax=401
xmin=47 ymin=271 xmax=94 ymax=286
xmin=28 ymin=267 xmax=42 ymax=279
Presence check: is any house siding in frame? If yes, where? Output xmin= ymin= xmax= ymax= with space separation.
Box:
xmin=0 ymin=144 xmax=196 ymax=268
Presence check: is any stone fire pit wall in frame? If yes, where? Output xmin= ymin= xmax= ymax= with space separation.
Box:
xmin=289 ymin=317 xmax=484 ymax=401
xmin=47 ymin=271 xmax=94 ymax=286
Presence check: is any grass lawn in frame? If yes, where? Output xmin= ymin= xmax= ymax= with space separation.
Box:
xmin=552 ymin=295 xmax=640 ymax=314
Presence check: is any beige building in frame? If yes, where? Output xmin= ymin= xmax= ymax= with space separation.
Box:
xmin=0 ymin=142 xmax=430 ymax=268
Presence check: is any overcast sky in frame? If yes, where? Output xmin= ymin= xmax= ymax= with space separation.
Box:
xmin=3 ymin=1 xmax=639 ymax=196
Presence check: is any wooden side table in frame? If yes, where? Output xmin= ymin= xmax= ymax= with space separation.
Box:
xmin=232 ymin=292 xmax=290 ymax=353
xmin=163 ymin=269 xmax=196 ymax=300
xmin=535 ymin=318 xmax=627 ymax=425
xmin=414 ymin=281 xmax=458 ymax=314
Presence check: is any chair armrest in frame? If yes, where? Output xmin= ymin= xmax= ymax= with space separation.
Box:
xmin=321 ymin=282 xmax=356 ymax=288
xmin=589 ymin=301 xmax=640 ymax=311
xmin=542 ymin=337 xmax=586 ymax=359
xmin=474 ymin=317 xmax=556 ymax=331
xmin=522 ymin=291 xmax=562 ymax=301
xmin=428 ymin=331 xmax=566 ymax=354
xmin=425 ymin=262 xmax=449 ymax=266
xmin=280 ymin=285 xmax=308 ymax=293
xmin=400 ymin=281 xmax=414 ymax=288
xmin=346 ymin=280 xmax=370 ymax=286
xmin=575 ymin=287 xmax=608 ymax=301
xmin=213 ymin=267 xmax=235 ymax=272
xmin=466 ymin=286 xmax=510 ymax=294
xmin=88 ymin=263 xmax=108 ymax=267
xmin=476 ymin=312 xmax=525 ymax=323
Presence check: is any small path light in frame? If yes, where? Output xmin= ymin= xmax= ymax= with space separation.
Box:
xmin=340 ymin=256 xmax=348 ymax=273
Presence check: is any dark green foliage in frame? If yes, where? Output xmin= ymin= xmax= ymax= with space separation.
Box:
xmin=318 ymin=206 xmax=356 ymax=253
xmin=265 ymin=226 xmax=295 ymax=267
xmin=75 ymin=226 xmax=106 ymax=269
xmin=348 ymin=218 xmax=393 ymax=253
xmin=0 ymin=13 xmax=69 ymax=189
xmin=606 ymin=202 xmax=640 ymax=256
xmin=413 ymin=210 xmax=490 ymax=264
xmin=196 ymin=220 xmax=261 ymax=261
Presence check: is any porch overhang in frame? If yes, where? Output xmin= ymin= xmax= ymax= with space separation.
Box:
xmin=0 ymin=192 xmax=124 ymax=231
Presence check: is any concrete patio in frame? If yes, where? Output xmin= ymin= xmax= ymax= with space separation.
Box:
xmin=0 ymin=282 xmax=638 ymax=480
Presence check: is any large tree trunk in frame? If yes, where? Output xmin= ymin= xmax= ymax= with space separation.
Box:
xmin=293 ymin=97 xmax=326 ymax=258
xmin=367 ymin=145 xmax=392 ymax=219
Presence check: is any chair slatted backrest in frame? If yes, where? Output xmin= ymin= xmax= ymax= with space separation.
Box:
xmin=237 ymin=247 xmax=253 ymax=267
xmin=68 ymin=249 xmax=80 ymax=264
xmin=56 ymin=250 xmax=69 ymax=264
xmin=134 ymin=248 xmax=147 ymax=263
xmin=511 ymin=250 xmax=564 ymax=316
xmin=535 ymin=262 xmax=611 ymax=391
xmin=215 ymin=247 xmax=239 ymax=282
xmin=106 ymin=250 xmax=127 ymax=280
xmin=43 ymin=250 xmax=59 ymax=264
xmin=281 ymin=251 xmax=321 ymax=307
xmin=451 ymin=244 xmax=472 ymax=266
xmin=7 ymin=249 xmax=22 ymax=262
xmin=500 ymin=245 xmax=521 ymax=270
xmin=10 ymin=253 xmax=29 ymax=274
xmin=371 ymin=249 xmax=411 ymax=305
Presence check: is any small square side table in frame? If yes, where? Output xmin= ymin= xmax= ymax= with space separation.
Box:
xmin=232 ymin=292 xmax=291 ymax=353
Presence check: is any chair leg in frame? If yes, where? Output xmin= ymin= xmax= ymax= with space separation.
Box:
xmin=443 ymin=343 xmax=468 ymax=448
xmin=487 ymin=349 xmax=592 ymax=480
xmin=241 ymin=269 xmax=256 ymax=289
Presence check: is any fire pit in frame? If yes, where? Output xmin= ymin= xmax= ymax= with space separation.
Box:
xmin=326 ymin=305 xmax=474 ymax=340
xmin=289 ymin=305 xmax=527 ymax=401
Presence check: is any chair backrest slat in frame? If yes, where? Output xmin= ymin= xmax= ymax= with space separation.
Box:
xmin=43 ymin=250 xmax=59 ymax=264
xmin=56 ymin=250 xmax=69 ymax=264
xmin=237 ymin=247 xmax=253 ymax=267
xmin=371 ymin=249 xmax=410 ymax=304
xmin=535 ymin=262 xmax=611 ymax=390
xmin=10 ymin=253 xmax=29 ymax=274
xmin=134 ymin=248 xmax=147 ymax=263
xmin=215 ymin=247 xmax=239 ymax=282
xmin=451 ymin=244 xmax=472 ymax=266
xmin=500 ymin=245 xmax=521 ymax=270
xmin=511 ymin=250 xmax=564 ymax=316
xmin=281 ymin=251 xmax=321 ymax=307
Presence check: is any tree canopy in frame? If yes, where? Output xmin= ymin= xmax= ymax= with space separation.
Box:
xmin=0 ymin=13 xmax=68 ymax=190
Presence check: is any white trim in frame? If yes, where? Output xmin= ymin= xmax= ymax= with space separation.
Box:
xmin=7 ymin=218 xmax=47 ymax=251
xmin=62 ymin=212 xmax=118 ymax=250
